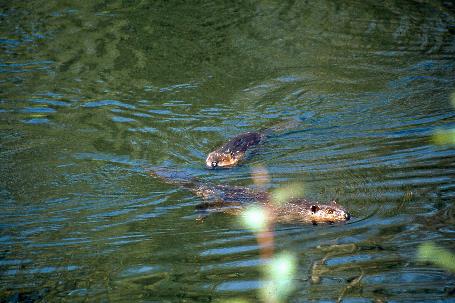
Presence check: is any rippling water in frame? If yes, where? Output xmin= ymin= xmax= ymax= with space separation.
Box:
xmin=1 ymin=1 xmax=455 ymax=302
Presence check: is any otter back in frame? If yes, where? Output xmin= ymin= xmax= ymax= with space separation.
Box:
xmin=220 ymin=132 xmax=262 ymax=154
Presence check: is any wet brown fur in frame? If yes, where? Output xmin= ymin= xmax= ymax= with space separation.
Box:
xmin=149 ymin=169 xmax=350 ymax=224
xmin=206 ymin=120 xmax=301 ymax=169
xmin=194 ymin=184 xmax=350 ymax=224
xmin=206 ymin=132 xmax=263 ymax=168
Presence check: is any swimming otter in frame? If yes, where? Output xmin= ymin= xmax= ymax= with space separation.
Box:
xmin=149 ymin=168 xmax=350 ymax=224
xmin=206 ymin=132 xmax=263 ymax=168
xmin=206 ymin=119 xmax=300 ymax=169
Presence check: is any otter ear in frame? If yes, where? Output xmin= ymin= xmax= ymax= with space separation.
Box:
xmin=311 ymin=205 xmax=320 ymax=213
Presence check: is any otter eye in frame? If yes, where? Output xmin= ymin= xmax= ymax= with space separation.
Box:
xmin=211 ymin=161 xmax=218 ymax=168
xmin=311 ymin=205 xmax=320 ymax=213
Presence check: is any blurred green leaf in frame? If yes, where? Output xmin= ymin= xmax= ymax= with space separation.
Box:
xmin=216 ymin=299 xmax=250 ymax=303
xmin=260 ymin=252 xmax=297 ymax=303
xmin=271 ymin=183 xmax=305 ymax=206
xmin=432 ymin=129 xmax=455 ymax=145
xmin=417 ymin=242 xmax=455 ymax=272
xmin=241 ymin=206 xmax=268 ymax=232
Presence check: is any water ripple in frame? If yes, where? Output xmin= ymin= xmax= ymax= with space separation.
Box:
xmin=1 ymin=1 xmax=454 ymax=302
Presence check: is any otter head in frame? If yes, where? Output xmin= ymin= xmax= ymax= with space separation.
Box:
xmin=206 ymin=151 xmax=239 ymax=169
xmin=308 ymin=202 xmax=350 ymax=224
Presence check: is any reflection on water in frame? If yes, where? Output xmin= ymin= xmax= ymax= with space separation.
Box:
xmin=1 ymin=0 xmax=455 ymax=302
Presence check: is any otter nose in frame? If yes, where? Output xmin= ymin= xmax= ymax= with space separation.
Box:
xmin=211 ymin=161 xmax=218 ymax=168
xmin=345 ymin=213 xmax=351 ymax=220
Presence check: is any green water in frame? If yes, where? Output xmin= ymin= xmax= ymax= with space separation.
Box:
xmin=1 ymin=1 xmax=455 ymax=302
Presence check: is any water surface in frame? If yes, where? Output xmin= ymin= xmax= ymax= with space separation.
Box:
xmin=1 ymin=1 xmax=455 ymax=302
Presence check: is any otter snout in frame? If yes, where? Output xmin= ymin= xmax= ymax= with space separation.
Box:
xmin=206 ymin=152 xmax=217 ymax=169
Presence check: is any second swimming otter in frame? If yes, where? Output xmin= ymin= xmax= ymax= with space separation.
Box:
xmin=206 ymin=119 xmax=300 ymax=169
xmin=206 ymin=132 xmax=263 ymax=168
